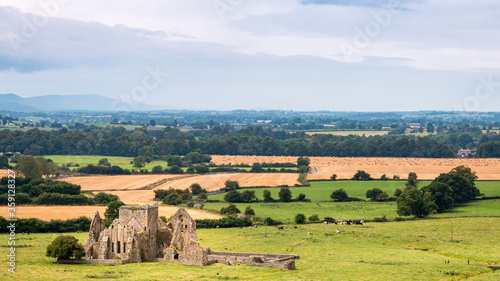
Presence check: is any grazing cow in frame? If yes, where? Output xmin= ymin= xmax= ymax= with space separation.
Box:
xmin=333 ymin=221 xmax=338 ymax=225
xmin=278 ymin=226 xmax=284 ymax=230
xmin=353 ymin=220 xmax=363 ymax=225
xmin=360 ymin=220 xmax=365 ymax=224
xmin=307 ymin=232 xmax=313 ymax=236
xmin=248 ymin=226 xmax=252 ymax=230
xmin=294 ymin=226 xmax=298 ymax=229
xmin=284 ymin=227 xmax=287 ymax=230
xmin=336 ymin=229 xmax=340 ymax=234
xmin=323 ymin=221 xmax=328 ymax=224
xmin=346 ymin=220 xmax=352 ymax=225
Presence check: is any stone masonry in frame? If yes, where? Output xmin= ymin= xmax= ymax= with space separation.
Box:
xmin=81 ymin=203 xmax=298 ymax=269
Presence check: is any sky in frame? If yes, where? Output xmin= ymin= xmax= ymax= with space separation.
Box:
xmin=1 ymin=0 xmax=500 ymax=111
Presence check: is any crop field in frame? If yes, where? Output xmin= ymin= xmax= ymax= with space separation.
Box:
xmin=1 ymin=216 xmax=499 ymax=280
xmin=0 ymin=205 xmax=221 ymax=221
xmin=62 ymin=174 xmax=186 ymax=191
xmin=208 ymin=180 xmax=500 ymax=202
xmin=0 ymin=169 xmax=8 ymax=177
xmin=211 ymin=155 xmax=500 ymax=180
xmin=62 ymin=173 xmax=300 ymax=193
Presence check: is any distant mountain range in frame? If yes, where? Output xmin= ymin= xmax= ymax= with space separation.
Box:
xmin=0 ymin=94 xmax=165 ymax=112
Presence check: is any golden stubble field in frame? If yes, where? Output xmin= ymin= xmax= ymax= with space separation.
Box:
xmin=61 ymin=172 xmax=299 ymax=204
xmin=211 ymin=155 xmax=500 ymax=180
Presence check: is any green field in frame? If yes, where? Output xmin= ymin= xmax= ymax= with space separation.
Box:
xmin=208 ymin=180 xmax=500 ymax=202
xmin=43 ymin=155 xmax=297 ymax=172
xmin=1 ymin=216 xmax=499 ymax=280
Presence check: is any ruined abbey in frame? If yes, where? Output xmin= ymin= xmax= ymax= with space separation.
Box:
xmin=80 ymin=203 xmax=298 ymax=269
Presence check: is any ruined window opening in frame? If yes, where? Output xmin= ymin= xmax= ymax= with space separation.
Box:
xmin=174 ymin=253 xmax=179 ymax=260
xmin=123 ymin=242 xmax=126 ymax=252
xmin=111 ymin=242 xmax=114 ymax=252
xmin=117 ymin=241 xmax=121 ymax=253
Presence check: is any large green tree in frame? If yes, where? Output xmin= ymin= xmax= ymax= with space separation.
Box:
xmin=278 ymin=187 xmax=292 ymax=202
xmin=46 ymin=235 xmax=85 ymax=260
xmin=396 ymin=187 xmax=436 ymax=217
xmin=421 ymin=182 xmax=454 ymax=212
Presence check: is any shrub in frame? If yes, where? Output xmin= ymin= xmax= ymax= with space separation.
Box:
xmin=295 ymin=213 xmax=306 ymax=224
xmin=190 ymin=183 xmax=204 ymax=195
xmin=264 ymin=217 xmax=282 ymax=226
xmin=324 ymin=217 xmax=336 ymax=223
xmin=164 ymin=193 xmax=182 ymax=206
xmin=152 ymin=165 xmax=163 ymax=173
xmin=330 ymin=174 xmax=337 ymax=181
xmin=105 ymin=201 xmax=125 ymax=220
xmin=46 ymin=235 xmax=85 ymax=260
xmin=187 ymin=202 xmax=195 ymax=208
xmin=330 ymin=188 xmax=349 ymax=202
xmin=373 ymin=214 xmax=388 ymax=222
xmin=295 ymin=193 xmax=307 ymax=202
xmin=263 ymin=189 xmax=274 ymax=202
xmin=278 ymin=187 xmax=292 ymax=202
xmin=197 ymin=192 xmax=207 ymax=200
xmin=352 ymin=170 xmax=372 ymax=180
xmin=308 ymin=214 xmax=320 ymax=222
xmin=220 ymin=204 xmax=241 ymax=215
xmin=244 ymin=206 xmax=255 ymax=216
xmin=93 ymin=192 xmax=119 ymax=205
xmin=366 ymin=188 xmax=389 ymax=201
xmin=195 ymin=216 xmax=251 ymax=229
xmin=224 ymin=180 xmax=239 ymax=191
xmin=224 ymin=190 xmax=242 ymax=203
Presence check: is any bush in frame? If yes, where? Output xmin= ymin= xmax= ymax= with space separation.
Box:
xmin=373 ymin=214 xmax=388 ymax=222
xmin=187 ymin=202 xmax=195 ymax=208
xmin=330 ymin=188 xmax=349 ymax=202
xmin=195 ymin=216 xmax=252 ymax=228
xmin=394 ymin=217 xmax=406 ymax=221
xmin=264 ymin=217 xmax=282 ymax=226
xmin=0 ymin=216 xmax=91 ymax=233
xmin=278 ymin=187 xmax=292 ymax=202
xmin=224 ymin=180 xmax=239 ymax=191
xmin=164 ymin=193 xmax=182 ymax=206
xmin=93 ymin=192 xmax=119 ymax=205
xmin=295 ymin=213 xmax=306 ymax=224
xmin=105 ymin=201 xmax=125 ymax=220
xmin=263 ymin=189 xmax=274 ymax=202
xmin=224 ymin=190 xmax=242 ymax=202
xmin=308 ymin=214 xmax=320 ymax=222
xmin=352 ymin=170 xmax=372 ymax=180
xmin=46 ymin=235 xmax=85 ymax=259
xmin=330 ymin=174 xmax=337 ymax=181
xmin=190 ymin=183 xmax=204 ymax=195
xmin=220 ymin=204 xmax=241 ymax=215
xmin=295 ymin=193 xmax=307 ymax=202
xmin=197 ymin=192 xmax=207 ymax=200
xmin=152 ymin=165 xmax=163 ymax=173
xmin=324 ymin=217 xmax=336 ymax=223
xmin=366 ymin=188 xmax=389 ymax=201
xmin=244 ymin=206 xmax=255 ymax=216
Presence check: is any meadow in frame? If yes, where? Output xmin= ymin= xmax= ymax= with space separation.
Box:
xmin=207 ymin=180 xmax=500 ymax=202
xmin=1 ymin=217 xmax=498 ymax=280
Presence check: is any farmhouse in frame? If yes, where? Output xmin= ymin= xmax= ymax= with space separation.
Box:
xmin=82 ymin=203 xmax=298 ymax=269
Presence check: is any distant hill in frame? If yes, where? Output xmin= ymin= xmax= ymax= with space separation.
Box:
xmin=0 ymin=93 xmax=164 ymax=112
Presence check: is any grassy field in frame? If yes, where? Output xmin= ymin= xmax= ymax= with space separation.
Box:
xmin=44 ymin=155 xmax=172 ymax=171
xmin=1 ymin=216 xmax=498 ymax=280
xmin=207 ymin=180 xmax=500 ymax=202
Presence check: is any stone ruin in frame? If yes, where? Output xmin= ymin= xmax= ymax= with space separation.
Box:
xmin=80 ymin=203 xmax=298 ymax=269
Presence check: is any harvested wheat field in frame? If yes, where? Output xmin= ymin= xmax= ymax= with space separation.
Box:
xmin=154 ymin=173 xmax=299 ymax=192
xmin=0 ymin=205 xmax=221 ymax=221
xmin=62 ymin=174 xmax=186 ymax=191
xmin=63 ymin=173 xmax=299 ymax=193
xmin=0 ymin=169 xmax=8 ymax=177
xmin=211 ymin=155 xmax=500 ymax=180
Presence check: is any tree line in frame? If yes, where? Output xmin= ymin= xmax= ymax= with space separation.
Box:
xmin=4 ymin=125 xmax=500 ymax=158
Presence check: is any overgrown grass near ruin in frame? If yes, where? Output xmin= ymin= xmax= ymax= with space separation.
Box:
xmin=1 ymin=217 xmax=499 ymax=280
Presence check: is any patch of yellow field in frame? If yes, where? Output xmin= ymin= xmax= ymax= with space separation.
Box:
xmin=62 ymin=174 xmax=185 ymax=191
